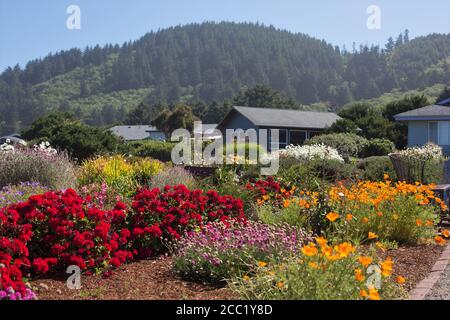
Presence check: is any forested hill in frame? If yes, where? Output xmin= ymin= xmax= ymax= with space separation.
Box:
xmin=1 ymin=22 xmax=449 ymax=134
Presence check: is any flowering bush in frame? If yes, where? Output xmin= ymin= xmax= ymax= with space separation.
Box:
xmin=0 ymin=143 xmax=76 ymax=190
xmin=79 ymin=183 xmax=124 ymax=210
xmin=0 ymin=182 xmax=49 ymax=208
xmin=0 ymin=189 xmax=133 ymax=299
xmin=397 ymin=143 xmax=444 ymax=161
xmin=231 ymin=237 xmax=405 ymax=300
xmin=78 ymin=155 xmax=164 ymax=196
xmin=129 ymin=185 xmax=246 ymax=257
xmin=173 ymin=221 xmax=312 ymax=283
xmin=149 ymin=166 xmax=197 ymax=190
xmin=0 ymin=287 xmax=37 ymax=300
xmin=246 ymin=176 xmax=298 ymax=207
xmin=268 ymin=144 xmax=344 ymax=163
xmin=326 ymin=179 xmax=444 ymax=243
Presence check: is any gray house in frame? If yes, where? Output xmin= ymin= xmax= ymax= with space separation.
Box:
xmin=394 ymin=104 xmax=450 ymax=154
xmin=110 ymin=125 xmax=166 ymax=142
xmin=217 ymin=106 xmax=341 ymax=149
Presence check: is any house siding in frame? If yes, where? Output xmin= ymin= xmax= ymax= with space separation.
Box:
xmin=407 ymin=121 xmax=429 ymax=147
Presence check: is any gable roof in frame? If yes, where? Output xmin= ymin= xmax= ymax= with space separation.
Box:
xmin=110 ymin=125 xmax=164 ymax=141
xmin=219 ymin=106 xmax=341 ymax=130
xmin=394 ymin=105 xmax=450 ymax=121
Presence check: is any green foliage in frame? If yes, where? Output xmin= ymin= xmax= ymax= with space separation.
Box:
xmin=360 ymin=139 xmax=395 ymax=158
xmin=357 ymin=156 xmax=397 ymax=181
xmin=326 ymin=118 xmax=359 ymax=134
xmin=257 ymin=202 xmax=309 ymax=227
xmin=151 ymin=104 xmax=198 ymax=136
xmin=278 ymin=158 xmax=359 ymax=191
xmin=1 ymin=23 xmax=449 ymax=135
xmin=0 ymin=147 xmax=77 ymax=190
xmin=305 ymin=133 xmax=368 ymax=159
xmin=232 ymin=85 xmax=301 ymax=109
xmin=436 ymin=86 xmax=450 ymax=104
xmin=22 ymin=112 xmax=121 ymax=161
xmin=127 ymin=140 xmax=175 ymax=162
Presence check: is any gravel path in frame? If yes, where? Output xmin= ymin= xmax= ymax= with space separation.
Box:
xmin=425 ymin=264 xmax=450 ymax=300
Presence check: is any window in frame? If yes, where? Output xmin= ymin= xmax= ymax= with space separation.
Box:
xmin=269 ymin=129 xmax=288 ymax=149
xmin=428 ymin=121 xmax=450 ymax=145
xmin=289 ymin=130 xmax=307 ymax=146
xmin=429 ymin=122 xmax=438 ymax=144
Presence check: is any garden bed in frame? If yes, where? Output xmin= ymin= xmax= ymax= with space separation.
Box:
xmin=29 ymin=244 xmax=443 ymax=300
xmin=30 ymin=256 xmax=237 ymax=300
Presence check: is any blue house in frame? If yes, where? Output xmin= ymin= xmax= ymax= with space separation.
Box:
xmin=394 ymin=104 xmax=450 ymax=154
xmin=217 ymin=106 xmax=341 ymax=149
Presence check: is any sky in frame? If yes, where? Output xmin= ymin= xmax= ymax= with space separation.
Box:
xmin=0 ymin=0 xmax=449 ymax=72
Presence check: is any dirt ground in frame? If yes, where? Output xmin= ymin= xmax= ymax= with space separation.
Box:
xmin=30 ymin=244 xmax=443 ymax=300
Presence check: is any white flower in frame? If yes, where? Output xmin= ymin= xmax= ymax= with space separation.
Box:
xmin=397 ymin=143 xmax=444 ymax=161
xmin=33 ymin=141 xmax=57 ymax=155
xmin=267 ymin=143 xmax=344 ymax=163
xmin=0 ymin=140 xmax=15 ymax=152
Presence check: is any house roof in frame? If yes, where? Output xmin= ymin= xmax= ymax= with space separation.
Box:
xmin=109 ymin=125 xmax=163 ymax=141
xmin=219 ymin=106 xmax=341 ymax=129
xmin=394 ymin=105 xmax=450 ymax=121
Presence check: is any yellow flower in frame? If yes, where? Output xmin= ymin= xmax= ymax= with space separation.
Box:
xmin=368 ymin=287 xmax=380 ymax=300
xmin=396 ymin=276 xmax=406 ymax=284
xmin=380 ymin=257 xmax=393 ymax=277
xmin=435 ymin=236 xmax=447 ymax=246
xmin=326 ymin=212 xmax=340 ymax=222
xmin=283 ymin=199 xmax=291 ymax=208
xmin=392 ymin=214 xmax=399 ymax=220
xmin=358 ymin=256 xmax=373 ymax=267
xmin=368 ymin=232 xmax=378 ymax=240
xmin=258 ymin=261 xmax=267 ymax=268
xmin=276 ymin=282 xmax=285 ymax=288
xmin=426 ymin=220 xmax=434 ymax=227
xmin=377 ymin=211 xmax=383 ymax=217
xmin=334 ymin=242 xmax=355 ymax=258
xmin=383 ymin=174 xmax=390 ymax=181
xmin=243 ymin=275 xmax=250 ymax=281
xmin=315 ymin=236 xmax=328 ymax=247
xmin=442 ymin=230 xmax=450 ymax=238
xmin=308 ymin=262 xmax=319 ymax=269
xmin=362 ymin=217 xmax=369 ymax=224
xmin=301 ymin=243 xmax=318 ymax=257
xmin=416 ymin=219 xmax=423 ymax=227
xmin=360 ymin=290 xmax=368 ymax=298
xmin=354 ymin=268 xmax=365 ymax=282
xmin=346 ymin=214 xmax=353 ymax=221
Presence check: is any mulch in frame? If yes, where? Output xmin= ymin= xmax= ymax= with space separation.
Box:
xmin=30 ymin=244 xmax=444 ymax=300
xmin=379 ymin=244 xmax=445 ymax=292
xmin=30 ymin=256 xmax=237 ymax=300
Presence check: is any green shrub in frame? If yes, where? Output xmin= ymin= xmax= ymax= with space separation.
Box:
xmin=230 ymin=243 xmax=405 ymax=300
xmin=257 ymin=202 xmax=309 ymax=227
xmin=173 ymin=221 xmax=312 ymax=284
xmin=128 ymin=140 xmax=175 ymax=162
xmin=278 ymin=158 xmax=359 ymax=190
xmin=0 ymin=146 xmax=77 ymax=190
xmin=358 ymin=156 xmax=397 ymax=181
xmin=305 ymin=133 xmax=368 ymax=160
xmin=224 ymin=142 xmax=266 ymax=162
xmin=360 ymin=139 xmax=395 ymax=158
xmin=149 ymin=166 xmax=197 ymax=190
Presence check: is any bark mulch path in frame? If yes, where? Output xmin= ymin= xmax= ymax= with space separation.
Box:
xmin=30 ymin=256 xmax=237 ymax=300
xmin=380 ymin=244 xmax=445 ymax=293
xmin=30 ymin=245 xmax=443 ymax=300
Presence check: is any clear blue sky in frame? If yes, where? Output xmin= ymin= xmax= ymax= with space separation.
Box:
xmin=1 ymin=0 xmax=449 ymax=72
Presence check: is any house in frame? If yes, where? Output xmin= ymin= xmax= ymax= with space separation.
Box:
xmin=0 ymin=133 xmax=27 ymax=146
xmin=193 ymin=123 xmax=222 ymax=140
xmin=394 ymin=104 xmax=450 ymax=154
xmin=109 ymin=125 xmax=166 ymax=142
xmin=217 ymin=106 xmax=341 ymax=149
